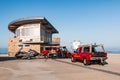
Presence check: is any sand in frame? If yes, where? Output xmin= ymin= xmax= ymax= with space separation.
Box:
xmin=0 ymin=54 xmax=120 ymax=80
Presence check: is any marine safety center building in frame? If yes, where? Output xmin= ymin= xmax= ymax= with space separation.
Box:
xmin=8 ymin=17 xmax=60 ymax=57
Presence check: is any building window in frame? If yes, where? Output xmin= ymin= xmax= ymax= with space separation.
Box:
xmin=19 ymin=39 xmax=22 ymax=42
xmin=41 ymin=27 xmax=52 ymax=43
xmin=48 ymin=33 xmax=52 ymax=43
xmin=21 ymin=27 xmax=40 ymax=37
xmin=18 ymin=44 xmax=30 ymax=48
xmin=15 ymin=29 xmax=20 ymax=37
xmin=24 ymin=44 xmax=30 ymax=47
xmin=18 ymin=44 xmax=23 ymax=48
xmin=41 ymin=28 xmax=45 ymax=41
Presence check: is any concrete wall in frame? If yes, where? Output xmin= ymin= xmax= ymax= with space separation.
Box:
xmin=30 ymin=44 xmax=40 ymax=53
xmin=53 ymin=38 xmax=60 ymax=44
xmin=8 ymin=38 xmax=19 ymax=57
xmin=8 ymin=38 xmax=41 ymax=57
xmin=8 ymin=37 xmax=60 ymax=57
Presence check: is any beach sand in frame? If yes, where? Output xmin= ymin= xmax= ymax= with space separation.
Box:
xmin=0 ymin=54 xmax=120 ymax=80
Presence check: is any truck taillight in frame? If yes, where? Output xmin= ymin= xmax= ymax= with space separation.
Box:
xmin=105 ymin=53 xmax=107 ymax=57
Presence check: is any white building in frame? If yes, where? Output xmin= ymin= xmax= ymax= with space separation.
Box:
xmin=8 ymin=17 xmax=60 ymax=56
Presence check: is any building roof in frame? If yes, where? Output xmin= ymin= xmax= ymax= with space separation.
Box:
xmin=8 ymin=17 xmax=59 ymax=33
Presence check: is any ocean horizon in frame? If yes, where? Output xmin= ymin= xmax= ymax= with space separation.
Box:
xmin=0 ymin=48 xmax=120 ymax=54
xmin=0 ymin=48 xmax=8 ymax=54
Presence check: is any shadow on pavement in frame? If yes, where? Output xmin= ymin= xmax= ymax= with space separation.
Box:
xmin=0 ymin=57 xmax=17 ymax=61
xmin=54 ymin=59 xmax=120 ymax=76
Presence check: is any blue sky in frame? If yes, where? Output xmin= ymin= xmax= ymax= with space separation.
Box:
xmin=0 ymin=0 xmax=120 ymax=49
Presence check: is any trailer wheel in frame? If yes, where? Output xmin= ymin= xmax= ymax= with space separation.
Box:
xmin=27 ymin=57 xmax=31 ymax=60
xmin=83 ymin=58 xmax=90 ymax=65
xmin=71 ymin=56 xmax=76 ymax=62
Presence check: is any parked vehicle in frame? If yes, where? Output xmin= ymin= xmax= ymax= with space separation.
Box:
xmin=61 ymin=46 xmax=71 ymax=58
xmin=42 ymin=47 xmax=56 ymax=58
xmin=15 ymin=49 xmax=39 ymax=59
xmin=42 ymin=46 xmax=71 ymax=58
xmin=71 ymin=44 xmax=107 ymax=65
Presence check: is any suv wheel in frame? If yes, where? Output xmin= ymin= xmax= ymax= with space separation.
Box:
xmin=83 ymin=58 xmax=90 ymax=65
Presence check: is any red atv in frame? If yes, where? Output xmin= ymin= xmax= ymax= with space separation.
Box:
xmin=56 ymin=46 xmax=71 ymax=58
xmin=42 ymin=46 xmax=71 ymax=58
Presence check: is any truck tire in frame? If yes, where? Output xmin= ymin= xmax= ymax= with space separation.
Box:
xmin=99 ymin=59 xmax=105 ymax=65
xmin=83 ymin=58 xmax=90 ymax=65
xmin=71 ymin=56 xmax=76 ymax=62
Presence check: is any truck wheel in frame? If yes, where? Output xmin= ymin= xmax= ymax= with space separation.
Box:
xmin=100 ymin=59 xmax=105 ymax=65
xmin=83 ymin=58 xmax=90 ymax=65
xmin=71 ymin=56 xmax=76 ymax=62
xmin=98 ymin=60 xmax=102 ymax=64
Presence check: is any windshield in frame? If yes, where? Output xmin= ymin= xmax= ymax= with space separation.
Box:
xmin=92 ymin=45 xmax=104 ymax=52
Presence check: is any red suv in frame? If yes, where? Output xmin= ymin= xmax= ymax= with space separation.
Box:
xmin=71 ymin=44 xmax=107 ymax=65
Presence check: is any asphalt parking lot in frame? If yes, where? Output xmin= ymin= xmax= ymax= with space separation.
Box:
xmin=0 ymin=55 xmax=120 ymax=80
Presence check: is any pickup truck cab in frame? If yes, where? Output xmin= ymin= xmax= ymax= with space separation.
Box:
xmin=71 ymin=44 xmax=107 ymax=65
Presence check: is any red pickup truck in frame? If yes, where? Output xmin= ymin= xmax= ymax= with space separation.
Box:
xmin=71 ymin=44 xmax=107 ymax=65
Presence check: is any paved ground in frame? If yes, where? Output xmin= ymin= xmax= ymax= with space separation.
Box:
xmin=0 ymin=54 xmax=120 ymax=80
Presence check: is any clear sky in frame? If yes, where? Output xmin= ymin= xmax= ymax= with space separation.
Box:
xmin=0 ymin=0 xmax=120 ymax=49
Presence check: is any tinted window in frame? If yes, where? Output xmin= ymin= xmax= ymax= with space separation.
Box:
xmin=84 ymin=47 xmax=90 ymax=52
